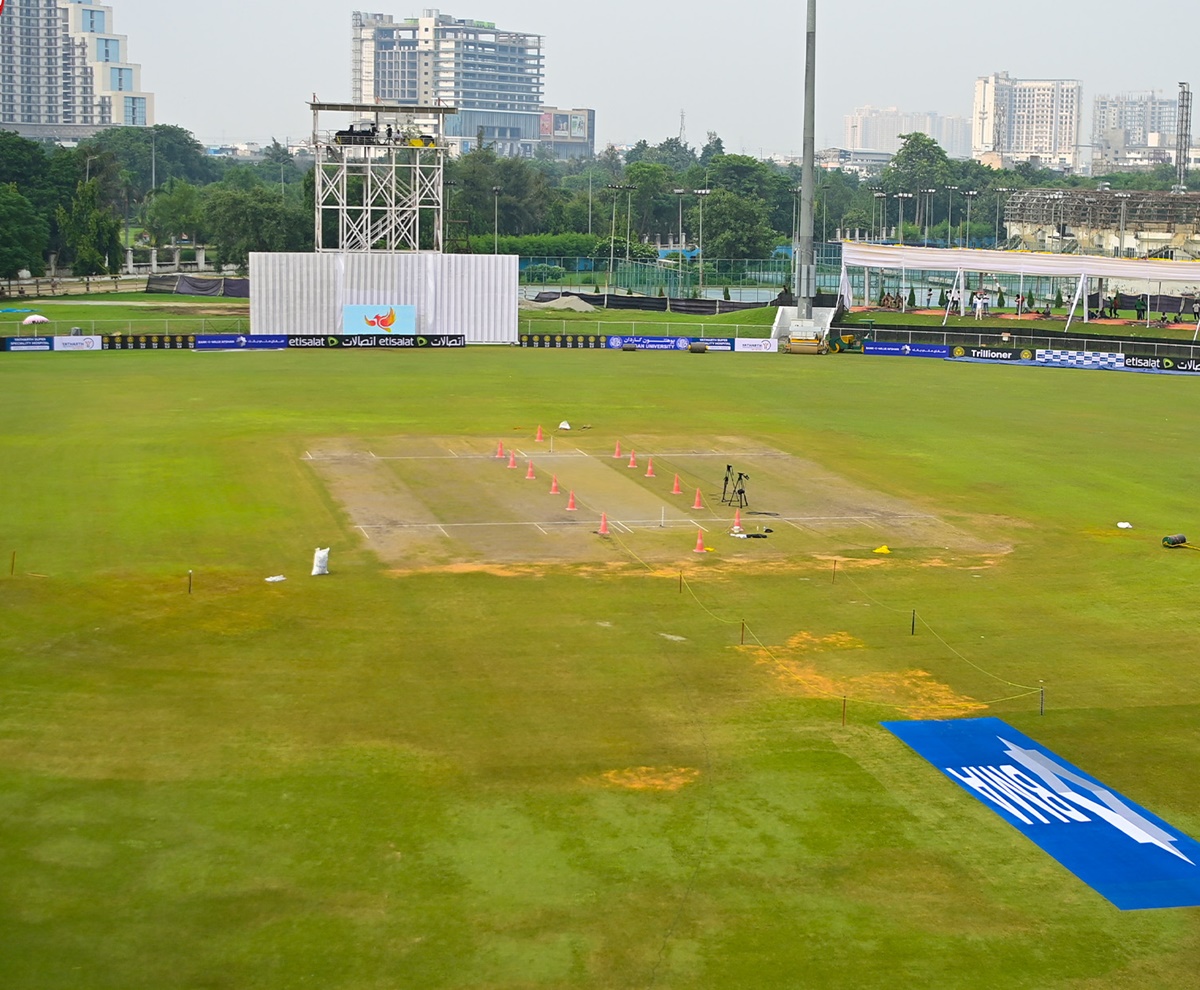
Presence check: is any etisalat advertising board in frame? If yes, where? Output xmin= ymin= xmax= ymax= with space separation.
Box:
xmin=886 ymin=717 xmax=1200 ymax=910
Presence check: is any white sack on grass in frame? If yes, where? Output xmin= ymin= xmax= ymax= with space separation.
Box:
xmin=265 ymin=575 xmax=287 ymax=583
xmin=312 ymin=547 xmax=330 ymax=576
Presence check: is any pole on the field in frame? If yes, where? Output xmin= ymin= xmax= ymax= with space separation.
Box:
xmin=842 ymin=696 xmax=847 ymax=727
xmin=911 ymin=609 xmax=916 ymax=635
xmin=188 ymin=569 xmax=193 ymax=595
xmin=1040 ymin=681 xmax=1045 ymax=716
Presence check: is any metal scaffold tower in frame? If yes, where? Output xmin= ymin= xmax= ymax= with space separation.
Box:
xmin=311 ymin=101 xmax=457 ymax=253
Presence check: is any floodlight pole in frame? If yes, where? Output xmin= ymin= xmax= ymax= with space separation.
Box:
xmin=674 ymin=188 xmax=688 ymax=295
xmin=994 ymin=187 xmax=1013 ymax=247
xmin=492 ymin=186 xmax=502 ymax=254
xmin=1115 ymin=192 xmax=1129 ymax=258
xmin=946 ymin=186 xmax=958 ymax=247
xmin=794 ymin=0 xmax=817 ymax=320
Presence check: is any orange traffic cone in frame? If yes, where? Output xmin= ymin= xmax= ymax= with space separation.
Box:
xmin=733 ymin=508 xmax=742 ymax=531
xmin=566 ymin=490 xmax=577 ymax=511
xmin=549 ymin=474 xmax=560 ymax=494
xmin=495 ymin=440 xmax=505 ymax=459
xmin=598 ymin=513 xmax=610 ymax=535
xmin=644 ymin=456 xmax=655 ymax=478
xmin=671 ymin=473 xmax=683 ymax=495
xmin=693 ymin=488 xmax=704 ymax=510
xmin=693 ymin=528 xmax=707 ymax=553
xmin=525 ymin=460 xmax=536 ymax=480
xmin=507 ymin=451 xmax=518 ymax=469
xmin=535 ymin=425 xmax=545 ymax=442
xmin=627 ymin=450 xmax=638 ymax=468
xmin=612 ymin=441 xmax=622 ymax=459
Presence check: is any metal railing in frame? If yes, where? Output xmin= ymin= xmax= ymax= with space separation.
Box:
xmin=1 ymin=317 xmax=249 ymax=337
xmin=519 ymin=319 xmax=770 ymax=339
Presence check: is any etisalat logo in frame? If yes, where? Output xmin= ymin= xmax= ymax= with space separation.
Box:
xmin=947 ymin=736 xmax=1194 ymax=864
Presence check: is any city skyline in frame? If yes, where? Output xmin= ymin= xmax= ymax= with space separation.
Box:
xmin=68 ymin=1 xmax=1200 ymax=155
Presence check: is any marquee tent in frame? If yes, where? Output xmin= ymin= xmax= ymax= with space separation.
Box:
xmin=839 ymin=243 xmax=1200 ymax=330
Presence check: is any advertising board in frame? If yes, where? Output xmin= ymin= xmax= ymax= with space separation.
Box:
xmin=52 ymin=336 xmax=104 ymax=351
xmin=341 ymin=305 xmax=417 ymax=335
xmin=4 ymin=336 xmax=52 ymax=351
xmin=864 ymin=342 xmax=951 ymax=358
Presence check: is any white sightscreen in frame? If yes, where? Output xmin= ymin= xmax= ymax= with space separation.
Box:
xmin=249 ymin=252 xmax=518 ymax=343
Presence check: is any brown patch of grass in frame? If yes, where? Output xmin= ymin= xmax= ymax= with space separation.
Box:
xmin=740 ymin=631 xmax=986 ymax=719
xmin=597 ymin=767 xmax=701 ymax=792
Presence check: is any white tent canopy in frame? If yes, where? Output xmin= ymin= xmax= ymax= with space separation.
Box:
xmin=841 ymin=243 xmax=1200 ymax=284
xmin=840 ymin=243 xmax=1200 ymax=330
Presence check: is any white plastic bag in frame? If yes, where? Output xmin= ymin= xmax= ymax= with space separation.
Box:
xmin=311 ymin=547 xmax=330 ymax=576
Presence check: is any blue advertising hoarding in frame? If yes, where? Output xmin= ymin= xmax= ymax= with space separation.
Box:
xmin=4 ymin=336 xmax=53 ymax=352
xmin=884 ymin=717 xmax=1200 ymax=909
xmin=864 ymin=342 xmax=951 ymax=359
xmin=604 ymin=335 xmax=693 ymax=351
xmin=342 ymin=305 xmax=417 ymax=335
xmin=194 ymin=335 xmax=289 ymax=351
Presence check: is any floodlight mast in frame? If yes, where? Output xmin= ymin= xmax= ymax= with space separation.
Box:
xmin=795 ymin=0 xmax=817 ymax=319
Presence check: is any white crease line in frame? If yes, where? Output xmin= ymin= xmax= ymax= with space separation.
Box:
xmin=438 ymin=525 xmax=450 ymax=538
xmin=356 ymin=525 xmax=371 ymax=541
xmin=534 ymin=523 xmax=549 ymax=535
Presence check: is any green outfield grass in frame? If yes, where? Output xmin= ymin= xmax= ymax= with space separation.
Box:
xmin=3 ymin=344 xmax=1200 ymax=988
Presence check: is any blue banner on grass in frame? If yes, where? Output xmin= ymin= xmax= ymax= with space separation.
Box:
xmin=884 ymin=717 xmax=1200 ymax=909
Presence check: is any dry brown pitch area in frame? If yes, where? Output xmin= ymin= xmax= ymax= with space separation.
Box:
xmin=305 ymin=434 xmax=999 ymax=569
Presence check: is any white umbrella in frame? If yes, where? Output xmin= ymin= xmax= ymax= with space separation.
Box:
xmin=21 ymin=314 xmax=49 ymax=325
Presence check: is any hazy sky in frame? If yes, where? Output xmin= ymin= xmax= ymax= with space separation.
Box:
xmin=114 ymin=0 xmax=1198 ymax=153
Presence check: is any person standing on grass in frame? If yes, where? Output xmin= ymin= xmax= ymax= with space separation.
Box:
xmin=1192 ymin=297 xmax=1199 ymax=323
xmin=973 ymin=291 xmax=985 ymax=321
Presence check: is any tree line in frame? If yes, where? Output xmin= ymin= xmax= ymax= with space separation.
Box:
xmin=0 ymin=124 xmax=1186 ymax=279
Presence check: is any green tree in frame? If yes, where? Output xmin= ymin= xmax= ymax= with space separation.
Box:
xmin=624 ymin=161 xmax=675 ymax=241
xmin=56 ymin=180 xmax=122 ymax=275
xmin=143 ymin=178 xmax=204 ymax=246
xmin=882 ymin=133 xmax=952 ymax=229
xmin=0 ymin=183 xmax=49 ymax=277
xmin=83 ymin=124 xmax=218 ymax=199
xmin=699 ymin=190 xmax=775 ymax=258
xmin=200 ymin=185 xmax=309 ymax=269
xmin=699 ymin=132 xmax=725 ymax=168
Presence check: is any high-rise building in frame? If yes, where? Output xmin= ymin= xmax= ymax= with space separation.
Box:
xmin=972 ymin=72 xmax=1081 ymax=171
xmin=1092 ymin=92 xmax=1178 ymax=173
xmin=352 ymin=9 xmax=551 ymax=157
xmin=0 ymin=0 xmax=153 ymax=142
xmin=843 ymin=105 xmax=971 ymax=158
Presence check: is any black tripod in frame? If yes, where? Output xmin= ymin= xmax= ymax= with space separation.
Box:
xmin=730 ymin=472 xmax=749 ymax=508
